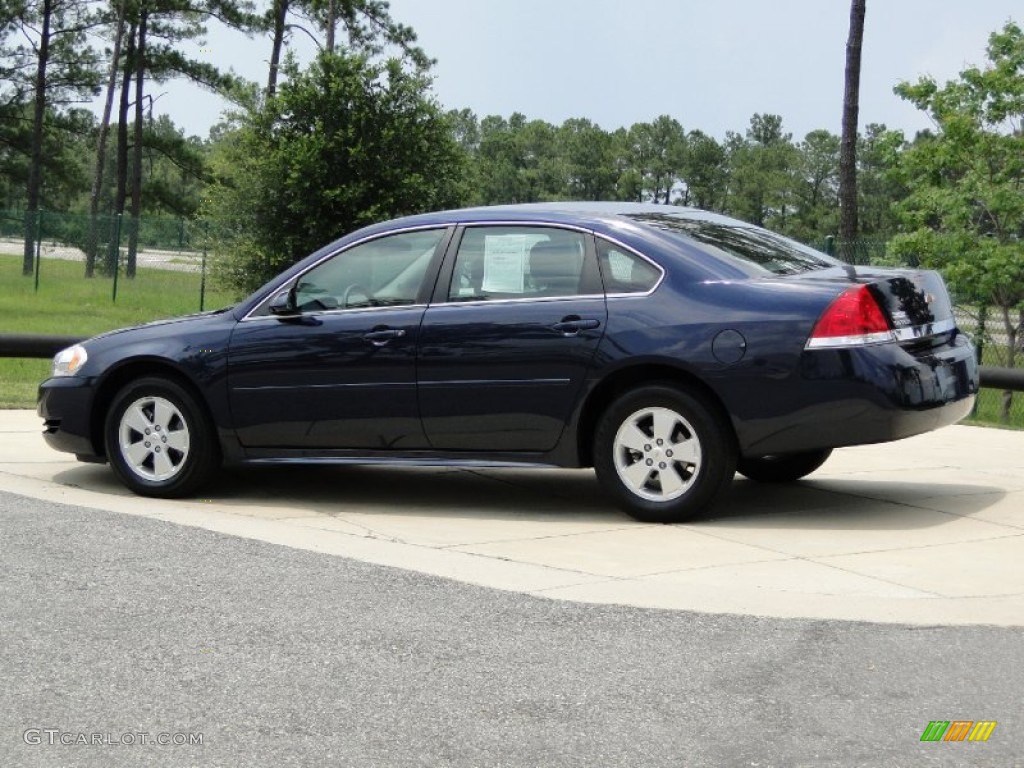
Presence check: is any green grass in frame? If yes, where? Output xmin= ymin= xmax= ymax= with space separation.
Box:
xmin=0 ymin=255 xmax=237 ymax=407
xmin=965 ymin=388 xmax=1024 ymax=430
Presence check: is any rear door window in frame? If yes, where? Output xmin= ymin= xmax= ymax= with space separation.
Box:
xmin=447 ymin=226 xmax=593 ymax=301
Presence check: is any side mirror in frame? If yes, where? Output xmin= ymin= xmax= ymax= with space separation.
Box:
xmin=268 ymin=287 xmax=298 ymax=317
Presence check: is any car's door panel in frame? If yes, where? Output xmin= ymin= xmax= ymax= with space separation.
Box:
xmin=228 ymin=308 xmax=427 ymax=449
xmin=417 ymin=226 xmax=607 ymax=452
xmin=227 ymin=228 xmax=448 ymax=450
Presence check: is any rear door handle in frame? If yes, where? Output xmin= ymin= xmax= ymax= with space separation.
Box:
xmin=363 ymin=328 xmax=406 ymax=345
xmin=551 ymin=317 xmax=601 ymax=334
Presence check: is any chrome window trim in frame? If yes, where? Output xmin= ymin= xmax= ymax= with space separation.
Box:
xmin=242 ymin=220 xmax=668 ymax=319
xmin=437 ymin=222 xmax=665 ymax=304
xmin=455 ymin=220 xmax=595 ymax=234
xmin=240 ymin=303 xmax=429 ymax=323
xmin=431 ymin=294 xmax=606 ymax=309
xmin=241 ymin=223 xmax=450 ymax=322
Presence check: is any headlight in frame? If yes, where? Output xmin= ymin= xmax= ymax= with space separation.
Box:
xmin=52 ymin=345 xmax=88 ymax=377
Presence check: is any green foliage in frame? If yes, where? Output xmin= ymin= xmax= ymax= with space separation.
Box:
xmin=858 ymin=123 xmax=909 ymax=237
xmin=789 ymin=128 xmax=840 ymax=242
xmin=204 ymin=50 xmax=466 ymax=294
xmin=0 ymin=0 xmax=102 ymax=210
xmin=682 ymin=130 xmax=727 ymax=210
xmin=890 ymin=20 xmax=1024 ymax=371
xmin=473 ymin=113 xmax=568 ymax=204
xmin=723 ymin=114 xmax=800 ymax=230
xmin=621 ymin=116 xmax=687 ymax=204
xmin=0 ymin=103 xmax=95 ymax=209
xmin=560 ymin=118 xmax=618 ymax=201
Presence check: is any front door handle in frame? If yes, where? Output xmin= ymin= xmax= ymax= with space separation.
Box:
xmin=363 ymin=328 xmax=406 ymax=346
xmin=551 ymin=317 xmax=601 ymax=335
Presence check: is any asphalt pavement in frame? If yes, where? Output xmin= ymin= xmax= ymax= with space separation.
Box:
xmin=2 ymin=491 xmax=1021 ymax=768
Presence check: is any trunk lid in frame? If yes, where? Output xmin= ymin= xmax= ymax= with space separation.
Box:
xmin=796 ymin=266 xmax=956 ymax=344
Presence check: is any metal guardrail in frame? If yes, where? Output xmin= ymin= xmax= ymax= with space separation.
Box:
xmin=1 ymin=333 xmax=1023 ymax=391
xmin=979 ymin=366 xmax=1024 ymax=391
xmin=0 ymin=334 xmax=88 ymax=358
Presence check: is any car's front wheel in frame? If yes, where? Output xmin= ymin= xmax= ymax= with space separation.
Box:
xmin=736 ymin=448 xmax=833 ymax=483
xmin=594 ymin=385 xmax=737 ymax=523
xmin=104 ymin=376 xmax=219 ymax=497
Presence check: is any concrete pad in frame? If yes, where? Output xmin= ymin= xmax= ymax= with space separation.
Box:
xmin=802 ymin=472 xmax=1024 ymax=502
xmin=453 ymin=525 xmax=787 ymax=578
xmin=822 ymin=536 xmax=1024 ymax=598
xmin=536 ymin=578 xmax=1024 ymax=626
xmin=2 ymin=409 xmax=1024 ymax=626
xmin=334 ymin=510 xmax=635 ymax=548
xmin=919 ymin=491 xmax=1024 ymax=530
xmin=538 ymin=558 xmax=934 ymax=613
xmin=697 ymin=497 xmax=1017 ymax=558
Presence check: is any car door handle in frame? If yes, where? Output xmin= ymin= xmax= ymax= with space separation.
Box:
xmin=551 ymin=317 xmax=601 ymax=335
xmin=363 ymin=328 xmax=406 ymax=345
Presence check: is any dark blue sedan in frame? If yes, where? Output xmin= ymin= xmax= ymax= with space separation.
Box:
xmin=38 ymin=203 xmax=978 ymax=522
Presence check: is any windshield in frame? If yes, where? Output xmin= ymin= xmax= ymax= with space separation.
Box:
xmin=627 ymin=213 xmax=841 ymax=276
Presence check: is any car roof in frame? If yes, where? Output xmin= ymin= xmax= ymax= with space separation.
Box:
xmin=366 ymin=201 xmax=750 ymax=233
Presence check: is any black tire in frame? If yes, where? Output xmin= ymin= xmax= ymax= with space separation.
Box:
xmin=593 ymin=385 xmax=737 ymax=523
xmin=104 ymin=376 xmax=220 ymax=497
xmin=736 ymin=448 xmax=833 ymax=483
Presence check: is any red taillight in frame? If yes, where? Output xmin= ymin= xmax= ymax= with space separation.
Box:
xmin=806 ymin=285 xmax=894 ymax=349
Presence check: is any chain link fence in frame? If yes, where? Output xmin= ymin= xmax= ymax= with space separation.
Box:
xmin=0 ymin=209 xmax=233 ymax=315
xmin=953 ymin=307 xmax=1023 ymax=429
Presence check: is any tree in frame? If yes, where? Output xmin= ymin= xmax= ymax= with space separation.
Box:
xmin=3 ymin=0 xmax=101 ymax=274
xmin=84 ymin=0 xmax=126 ymax=276
xmin=117 ymin=0 xmax=257 ymax=276
xmin=791 ymin=129 xmax=840 ymax=242
xmin=617 ymin=117 xmax=686 ymax=204
xmin=445 ymin=107 xmax=480 ymax=201
xmin=724 ymin=114 xmax=799 ymax=230
xmin=475 ymin=113 xmax=528 ymax=204
xmin=559 ymin=118 xmax=617 ymax=201
xmin=681 ymin=130 xmax=727 ymax=210
xmin=205 ymin=50 xmax=466 ymax=293
xmin=857 ymin=123 xmax=907 ymax=239
xmin=891 ymin=21 xmax=1024 ymax=421
xmin=838 ymin=0 xmax=866 ymax=262
xmin=265 ymin=0 xmax=427 ymax=97
xmin=472 ymin=113 xmax=566 ymax=204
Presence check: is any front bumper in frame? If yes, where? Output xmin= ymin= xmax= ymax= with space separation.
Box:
xmin=37 ymin=376 xmax=102 ymax=460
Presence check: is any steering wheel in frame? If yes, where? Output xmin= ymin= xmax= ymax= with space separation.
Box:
xmin=341 ymin=284 xmax=371 ymax=307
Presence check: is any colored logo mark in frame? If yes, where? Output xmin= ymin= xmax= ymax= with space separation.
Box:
xmin=920 ymin=720 xmax=997 ymax=742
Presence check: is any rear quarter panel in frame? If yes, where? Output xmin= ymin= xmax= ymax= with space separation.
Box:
xmin=591 ymin=275 xmax=842 ymax=445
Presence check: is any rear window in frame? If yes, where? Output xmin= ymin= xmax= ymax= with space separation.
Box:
xmin=627 ymin=213 xmax=840 ymax=276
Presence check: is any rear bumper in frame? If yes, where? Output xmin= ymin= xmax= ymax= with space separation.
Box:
xmin=37 ymin=377 xmax=102 ymax=460
xmin=735 ymin=332 xmax=979 ymax=456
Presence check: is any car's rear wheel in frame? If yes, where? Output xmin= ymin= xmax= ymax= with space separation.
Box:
xmin=594 ymin=385 xmax=736 ymax=523
xmin=736 ymin=448 xmax=833 ymax=483
xmin=104 ymin=376 xmax=219 ymax=497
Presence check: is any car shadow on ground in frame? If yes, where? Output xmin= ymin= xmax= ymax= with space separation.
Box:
xmin=50 ymin=462 xmax=1006 ymax=531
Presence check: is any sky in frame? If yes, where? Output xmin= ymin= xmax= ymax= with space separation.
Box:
xmin=155 ymin=0 xmax=1022 ymax=141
